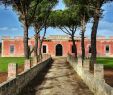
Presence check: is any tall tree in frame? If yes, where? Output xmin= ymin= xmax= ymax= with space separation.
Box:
xmin=32 ymin=0 xmax=58 ymax=61
xmin=64 ymin=0 xmax=113 ymax=66
xmin=48 ymin=9 xmax=80 ymax=58
xmin=12 ymin=0 xmax=43 ymax=59
xmin=76 ymin=1 xmax=91 ymax=62
xmin=90 ymin=0 xmax=113 ymax=66
xmin=2 ymin=0 xmax=57 ymax=59
xmin=64 ymin=0 xmax=91 ymax=62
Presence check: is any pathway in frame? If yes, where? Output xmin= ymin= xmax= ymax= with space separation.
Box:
xmin=21 ymin=57 xmax=94 ymax=95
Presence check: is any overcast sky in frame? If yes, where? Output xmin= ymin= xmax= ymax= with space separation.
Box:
xmin=0 ymin=0 xmax=113 ymax=40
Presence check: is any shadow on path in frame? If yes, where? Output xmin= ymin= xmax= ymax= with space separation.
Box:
xmin=19 ymin=58 xmax=93 ymax=95
xmin=19 ymin=60 xmax=53 ymax=95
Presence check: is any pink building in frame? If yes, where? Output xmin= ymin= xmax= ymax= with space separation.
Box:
xmin=1 ymin=35 xmax=113 ymax=57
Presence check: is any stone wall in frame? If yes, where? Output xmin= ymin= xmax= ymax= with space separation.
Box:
xmin=0 ymin=56 xmax=52 ymax=95
xmin=67 ymin=55 xmax=113 ymax=95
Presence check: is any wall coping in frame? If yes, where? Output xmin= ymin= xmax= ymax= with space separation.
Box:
xmin=2 ymin=35 xmax=113 ymax=41
xmin=0 ymin=56 xmax=51 ymax=95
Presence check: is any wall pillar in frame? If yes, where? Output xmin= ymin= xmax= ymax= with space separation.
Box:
xmin=94 ymin=64 xmax=104 ymax=80
xmin=83 ymin=59 xmax=90 ymax=71
xmin=111 ymin=90 xmax=113 ymax=95
xmin=32 ymin=57 xmax=37 ymax=66
xmin=77 ymin=58 xmax=82 ymax=67
xmin=87 ymin=53 xmax=91 ymax=59
xmin=8 ymin=63 xmax=17 ymax=79
xmin=24 ymin=59 xmax=31 ymax=71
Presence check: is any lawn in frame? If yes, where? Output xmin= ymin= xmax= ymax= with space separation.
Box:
xmin=97 ymin=57 xmax=113 ymax=69
xmin=0 ymin=57 xmax=25 ymax=72
xmin=0 ymin=57 xmax=113 ymax=72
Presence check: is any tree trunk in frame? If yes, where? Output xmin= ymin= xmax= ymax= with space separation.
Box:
xmin=81 ymin=17 xmax=86 ymax=63
xmin=81 ymin=31 xmax=85 ymax=62
xmin=34 ymin=30 xmax=39 ymax=62
xmin=34 ymin=36 xmax=38 ymax=57
xmin=23 ymin=22 xmax=29 ymax=59
xmin=90 ymin=8 xmax=100 ymax=69
xmin=39 ymin=24 xmax=47 ymax=60
xmin=39 ymin=39 xmax=43 ymax=60
xmin=72 ymin=36 xmax=77 ymax=58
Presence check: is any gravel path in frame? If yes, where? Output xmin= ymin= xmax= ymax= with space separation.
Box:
xmin=21 ymin=58 xmax=94 ymax=95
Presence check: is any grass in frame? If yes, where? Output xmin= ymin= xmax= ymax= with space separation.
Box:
xmin=0 ymin=57 xmax=113 ymax=72
xmin=97 ymin=57 xmax=113 ymax=69
xmin=0 ymin=57 xmax=25 ymax=72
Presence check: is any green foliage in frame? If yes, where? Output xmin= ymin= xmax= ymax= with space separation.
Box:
xmin=64 ymin=0 xmax=93 ymax=25
xmin=13 ymin=0 xmax=44 ymax=26
xmin=63 ymin=0 xmax=76 ymax=7
xmin=48 ymin=9 xmax=80 ymax=28
xmin=32 ymin=0 xmax=58 ymax=31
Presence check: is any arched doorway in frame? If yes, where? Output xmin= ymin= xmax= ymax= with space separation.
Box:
xmin=56 ymin=44 xmax=63 ymax=56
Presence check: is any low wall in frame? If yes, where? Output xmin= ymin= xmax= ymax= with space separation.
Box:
xmin=67 ymin=55 xmax=113 ymax=95
xmin=0 ymin=57 xmax=52 ymax=95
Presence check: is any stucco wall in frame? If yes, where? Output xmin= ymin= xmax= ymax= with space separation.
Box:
xmin=2 ymin=36 xmax=113 ymax=57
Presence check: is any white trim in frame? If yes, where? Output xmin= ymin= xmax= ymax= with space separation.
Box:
xmin=42 ymin=44 xmax=48 ymax=54
xmin=1 ymin=40 xmax=4 ymax=57
xmin=55 ymin=44 xmax=63 ymax=56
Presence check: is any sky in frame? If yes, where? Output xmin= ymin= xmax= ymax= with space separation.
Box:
xmin=0 ymin=0 xmax=113 ymax=40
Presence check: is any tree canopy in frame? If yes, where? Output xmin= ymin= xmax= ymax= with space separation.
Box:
xmin=48 ymin=9 xmax=80 ymax=33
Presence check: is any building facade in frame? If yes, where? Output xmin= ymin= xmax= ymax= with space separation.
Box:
xmin=1 ymin=35 xmax=113 ymax=57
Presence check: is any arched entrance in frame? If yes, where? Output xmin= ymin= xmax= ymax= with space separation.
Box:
xmin=56 ymin=44 xmax=63 ymax=56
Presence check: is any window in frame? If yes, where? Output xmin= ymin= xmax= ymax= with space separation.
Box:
xmin=72 ymin=45 xmax=75 ymax=53
xmin=43 ymin=45 xmax=47 ymax=53
xmin=106 ymin=45 xmax=109 ymax=53
xmin=10 ymin=45 xmax=14 ymax=54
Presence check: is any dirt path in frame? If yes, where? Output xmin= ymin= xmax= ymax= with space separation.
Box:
xmin=21 ymin=58 xmax=93 ymax=95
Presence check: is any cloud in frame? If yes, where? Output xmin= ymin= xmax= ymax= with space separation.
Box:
xmin=0 ymin=27 xmax=8 ymax=31
xmin=11 ymin=28 xmax=18 ymax=31
xmin=0 ymin=27 xmax=19 ymax=31
xmin=84 ymin=20 xmax=113 ymax=37
xmin=101 ymin=2 xmax=113 ymax=23
xmin=98 ymin=21 xmax=113 ymax=32
xmin=97 ymin=29 xmax=113 ymax=37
